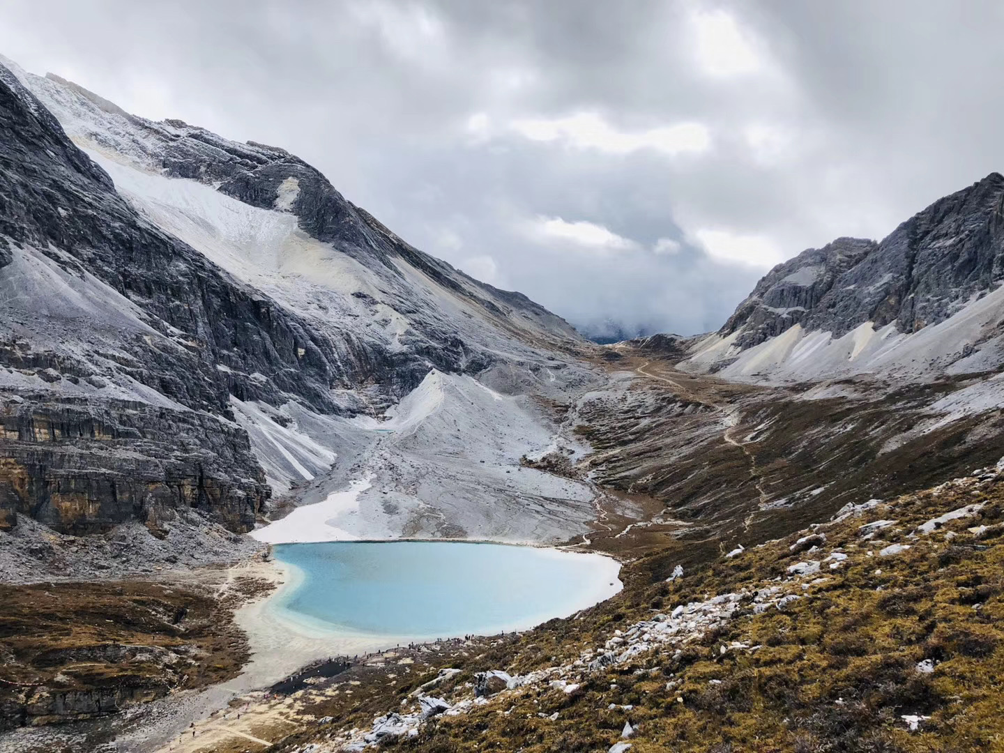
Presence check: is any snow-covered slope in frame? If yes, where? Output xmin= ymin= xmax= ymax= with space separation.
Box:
xmin=248 ymin=369 xmax=596 ymax=544
xmin=681 ymin=174 xmax=1004 ymax=383
xmin=9 ymin=58 xmax=584 ymax=393
xmin=0 ymin=54 xmax=599 ymax=542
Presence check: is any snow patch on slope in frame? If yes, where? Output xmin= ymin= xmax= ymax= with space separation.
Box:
xmin=248 ymin=369 xmax=598 ymax=544
xmin=274 ymin=176 xmax=300 ymax=212
xmin=251 ymin=478 xmax=373 ymax=544
xmin=683 ymin=283 xmax=1004 ymax=384
xmin=0 ymin=246 xmax=155 ymax=336
xmin=782 ymin=265 xmax=822 ymax=286
xmin=87 ymin=151 xmax=367 ymax=298
xmin=231 ymin=398 xmax=339 ymax=494
xmin=352 ymin=371 xmax=595 ymax=542
xmin=367 ymin=369 xmax=447 ymax=435
xmin=0 ymin=245 xmax=197 ymax=409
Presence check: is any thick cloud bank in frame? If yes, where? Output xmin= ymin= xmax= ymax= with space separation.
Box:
xmin=3 ymin=1 xmax=1001 ymax=337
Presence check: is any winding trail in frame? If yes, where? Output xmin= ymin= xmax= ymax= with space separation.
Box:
xmin=723 ymin=420 xmax=771 ymax=523
xmin=635 ymin=360 xmax=688 ymax=396
xmin=635 ymin=359 xmax=770 ymax=521
xmin=167 ymin=725 xmax=272 ymax=752
xmin=199 ymin=726 xmax=271 ymax=747
xmin=213 ymin=558 xmax=251 ymax=599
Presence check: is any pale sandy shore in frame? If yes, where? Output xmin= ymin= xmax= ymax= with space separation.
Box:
xmin=230 ymin=556 xmax=414 ymax=691
xmin=141 ymin=543 xmax=622 ymax=752
xmin=133 ymin=556 xmax=410 ymax=753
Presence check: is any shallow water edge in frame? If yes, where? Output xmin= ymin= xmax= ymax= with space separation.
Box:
xmin=270 ymin=540 xmax=622 ymax=641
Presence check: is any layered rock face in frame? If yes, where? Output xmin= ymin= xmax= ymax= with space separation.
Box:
xmin=0 ymin=58 xmax=586 ymax=536
xmin=0 ymin=400 xmax=266 ymax=534
xmin=722 ymin=174 xmax=1004 ymax=348
xmin=0 ymin=63 xmax=272 ymax=532
xmin=720 ymin=237 xmax=877 ymax=349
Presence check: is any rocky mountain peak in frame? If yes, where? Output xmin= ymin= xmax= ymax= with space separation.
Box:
xmin=720 ymin=171 xmax=1004 ymax=351
xmin=721 ymin=236 xmax=877 ymax=349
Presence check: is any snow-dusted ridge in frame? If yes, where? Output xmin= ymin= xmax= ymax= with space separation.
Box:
xmin=679 ymin=175 xmax=1004 ymax=385
xmin=683 ymin=281 xmax=1004 ymax=384
xmin=0 ymin=53 xmax=602 ymax=542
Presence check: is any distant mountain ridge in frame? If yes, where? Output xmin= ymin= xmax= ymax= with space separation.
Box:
xmin=682 ymin=172 xmax=1004 ymax=382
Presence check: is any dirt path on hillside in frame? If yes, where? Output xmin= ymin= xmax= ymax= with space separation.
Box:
xmin=634 ymin=358 xmax=770 ymax=515
xmin=635 ymin=360 xmax=688 ymax=393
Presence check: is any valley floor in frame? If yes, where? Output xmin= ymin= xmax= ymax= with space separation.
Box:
xmin=51 ymin=452 xmax=1004 ymax=753
xmin=5 ymin=347 xmax=1004 ymax=752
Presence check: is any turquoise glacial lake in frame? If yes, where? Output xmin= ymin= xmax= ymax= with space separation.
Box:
xmin=271 ymin=541 xmax=621 ymax=639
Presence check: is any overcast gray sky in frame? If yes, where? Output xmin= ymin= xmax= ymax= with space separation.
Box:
xmin=2 ymin=1 xmax=1002 ymax=338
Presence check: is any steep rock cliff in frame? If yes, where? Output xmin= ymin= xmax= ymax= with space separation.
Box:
xmin=685 ymin=173 xmax=1004 ymax=382
xmin=0 ymin=58 xmax=588 ymax=536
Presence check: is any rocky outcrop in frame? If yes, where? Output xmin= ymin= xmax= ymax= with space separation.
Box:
xmin=721 ymin=237 xmax=876 ymax=348
xmin=0 ymin=60 xmax=346 ymax=415
xmin=474 ymin=670 xmax=512 ymax=697
xmin=721 ymin=174 xmax=1004 ymax=348
xmin=628 ymin=332 xmax=689 ymax=359
xmin=0 ymin=397 xmax=267 ymax=534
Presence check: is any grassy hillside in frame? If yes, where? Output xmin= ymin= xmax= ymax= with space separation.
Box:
xmin=271 ymin=464 xmax=1004 ymax=753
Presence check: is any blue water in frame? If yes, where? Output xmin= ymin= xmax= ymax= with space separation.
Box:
xmin=272 ymin=541 xmax=619 ymax=638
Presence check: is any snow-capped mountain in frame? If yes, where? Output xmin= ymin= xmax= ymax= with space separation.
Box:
xmin=0 ymin=56 xmax=596 ymax=543
xmin=681 ymin=173 xmax=1004 ymax=382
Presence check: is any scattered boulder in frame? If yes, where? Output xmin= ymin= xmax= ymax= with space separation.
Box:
xmin=418 ymin=696 xmax=451 ymax=719
xmin=915 ymin=659 xmax=935 ymax=674
xmin=790 ymin=533 xmax=826 ymax=554
xmin=879 ymin=543 xmax=910 ymax=557
xmin=474 ymin=670 xmax=512 ymax=697
xmin=917 ymin=504 xmax=984 ymax=535
xmin=787 ymin=561 xmax=821 ymax=576
xmin=364 ymin=713 xmax=415 ymax=742
xmin=859 ymin=520 xmax=897 ymax=538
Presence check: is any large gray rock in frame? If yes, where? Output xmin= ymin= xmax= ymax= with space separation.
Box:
xmin=474 ymin=670 xmax=513 ymax=697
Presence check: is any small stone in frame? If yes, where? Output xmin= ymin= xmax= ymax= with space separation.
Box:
xmin=879 ymin=543 xmax=910 ymax=557
xmin=902 ymin=714 xmax=930 ymax=731
xmin=915 ymin=659 xmax=935 ymax=674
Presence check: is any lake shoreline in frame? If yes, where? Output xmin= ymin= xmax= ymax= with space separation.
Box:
xmin=228 ymin=539 xmax=621 ymax=691
xmin=230 ymin=557 xmax=407 ymax=691
xmin=263 ymin=540 xmax=622 ymax=643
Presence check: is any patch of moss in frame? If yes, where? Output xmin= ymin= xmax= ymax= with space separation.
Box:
xmin=0 ymin=577 xmax=259 ymax=731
